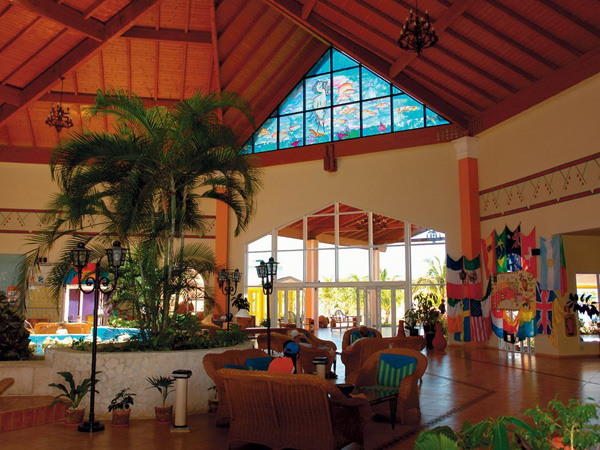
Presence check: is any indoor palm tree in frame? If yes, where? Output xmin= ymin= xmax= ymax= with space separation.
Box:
xmin=19 ymin=88 xmax=261 ymax=335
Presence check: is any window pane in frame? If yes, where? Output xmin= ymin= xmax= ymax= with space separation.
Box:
xmin=277 ymin=250 xmax=303 ymax=281
xmin=306 ymin=75 xmax=331 ymax=110
xmin=306 ymin=108 xmax=331 ymax=145
xmin=411 ymin=229 xmax=446 ymax=285
xmin=377 ymin=245 xmax=406 ymax=281
xmin=392 ymin=86 xmax=403 ymax=95
xmin=307 ymin=50 xmax=331 ymax=76
xmin=426 ymin=107 xmax=449 ymax=127
xmin=333 ymin=103 xmax=359 ymax=141
xmin=248 ymin=235 xmax=271 ymax=252
xmin=393 ymin=95 xmax=424 ymax=131
xmin=277 ymin=234 xmax=303 ymax=250
xmin=279 ymin=113 xmax=304 ymax=149
xmin=333 ymin=68 xmax=360 ymax=105
xmin=317 ymin=249 xmax=335 ymax=281
xmin=280 ymin=82 xmax=304 ymax=115
xmin=362 ymin=97 xmax=391 ymax=137
xmin=332 ymin=48 xmax=358 ymax=71
xmin=242 ymin=141 xmax=252 ymax=154
xmin=339 ymin=248 xmax=369 ymax=280
xmin=254 ymin=118 xmax=278 ymax=152
xmin=362 ymin=67 xmax=390 ymax=100
xmin=246 ymin=252 xmax=272 ymax=285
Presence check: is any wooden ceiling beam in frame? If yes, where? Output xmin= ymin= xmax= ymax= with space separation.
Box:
xmin=122 ymin=27 xmax=211 ymax=44
xmin=40 ymin=92 xmax=176 ymax=108
xmin=537 ymin=0 xmax=600 ymax=38
xmin=0 ymin=0 xmax=165 ymax=127
xmin=261 ymin=0 xmax=470 ymax=129
xmin=0 ymin=86 xmax=22 ymax=106
xmin=390 ymin=0 xmax=476 ymax=78
xmin=82 ymin=0 xmax=105 ymax=20
xmin=0 ymin=17 xmax=41 ymax=54
xmin=209 ymin=0 xmax=222 ymax=95
xmin=11 ymin=0 xmax=105 ymax=41
xmin=484 ymin=0 xmax=583 ymax=57
xmin=0 ymin=146 xmax=53 ymax=164
xmin=302 ymin=0 xmax=317 ymax=19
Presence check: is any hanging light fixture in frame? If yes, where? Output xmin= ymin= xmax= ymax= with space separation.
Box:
xmin=398 ymin=0 xmax=438 ymax=55
xmin=45 ymin=76 xmax=73 ymax=133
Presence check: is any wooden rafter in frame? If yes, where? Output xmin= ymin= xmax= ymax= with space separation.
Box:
xmin=126 ymin=39 xmax=132 ymax=93
xmin=154 ymin=8 xmax=160 ymax=102
xmin=218 ymin=2 xmax=263 ymax=64
xmin=0 ymin=0 xmax=165 ymax=127
xmin=25 ymin=108 xmax=36 ymax=147
xmin=302 ymin=0 xmax=317 ymax=19
xmin=0 ymin=86 xmax=22 ymax=106
xmin=0 ymin=17 xmax=41 ymax=54
xmin=390 ymin=0 xmax=476 ymax=78
xmin=537 ymin=0 xmax=600 ymax=37
xmin=261 ymin=0 xmax=470 ymax=129
xmin=41 ymin=92 xmax=175 ymax=107
xmin=122 ymin=27 xmax=211 ymax=44
xmin=83 ymin=0 xmax=105 ymax=20
xmin=209 ymin=0 xmax=222 ymax=95
xmin=11 ymin=0 xmax=105 ymax=41
xmin=99 ymin=51 xmax=108 ymax=131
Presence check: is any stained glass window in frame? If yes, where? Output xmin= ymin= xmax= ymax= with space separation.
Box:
xmin=246 ymin=48 xmax=450 ymax=153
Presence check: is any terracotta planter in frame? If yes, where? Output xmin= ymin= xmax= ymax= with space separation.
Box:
xmin=65 ymin=408 xmax=85 ymax=426
xmin=208 ymin=399 xmax=219 ymax=414
xmin=154 ymin=405 xmax=173 ymax=424
xmin=112 ymin=409 xmax=131 ymax=427
xmin=432 ymin=322 xmax=447 ymax=352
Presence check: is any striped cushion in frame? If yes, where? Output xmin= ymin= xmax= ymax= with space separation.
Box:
xmin=350 ymin=330 xmax=376 ymax=344
xmin=246 ymin=356 xmax=274 ymax=371
xmin=376 ymin=354 xmax=417 ymax=387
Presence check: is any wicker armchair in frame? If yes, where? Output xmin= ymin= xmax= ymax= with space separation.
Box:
xmin=258 ymin=331 xmax=335 ymax=376
xmin=202 ymin=348 xmax=268 ymax=426
xmin=341 ymin=327 xmax=382 ymax=350
xmin=220 ymin=369 xmax=369 ymax=450
xmin=346 ymin=348 xmax=428 ymax=425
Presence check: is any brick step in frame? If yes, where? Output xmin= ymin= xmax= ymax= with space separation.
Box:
xmin=0 ymin=396 xmax=66 ymax=432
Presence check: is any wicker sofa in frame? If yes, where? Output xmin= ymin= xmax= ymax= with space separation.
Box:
xmin=220 ymin=369 xmax=369 ymax=450
xmin=341 ymin=336 xmax=426 ymax=375
xmin=341 ymin=327 xmax=382 ymax=349
xmin=202 ymin=348 xmax=268 ymax=426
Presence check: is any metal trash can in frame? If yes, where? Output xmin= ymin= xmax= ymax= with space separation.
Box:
xmin=312 ymin=356 xmax=328 ymax=378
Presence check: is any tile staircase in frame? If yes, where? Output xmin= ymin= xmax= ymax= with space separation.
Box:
xmin=0 ymin=396 xmax=66 ymax=432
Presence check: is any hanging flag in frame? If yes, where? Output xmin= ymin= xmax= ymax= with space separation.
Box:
xmin=481 ymin=231 xmax=496 ymax=278
xmin=454 ymin=300 xmax=471 ymax=342
xmin=446 ymin=255 xmax=464 ymax=302
xmin=447 ymin=297 xmax=464 ymax=333
xmin=491 ymin=308 xmax=504 ymax=338
xmin=506 ymin=225 xmax=522 ymax=272
xmin=540 ymin=236 xmax=566 ymax=292
xmin=503 ymin=311 xmax=519 ymax=343
xmin=495 ymin=227 xmax=508 ymax=273
xmin=481 ymin=277 xmax=492 ymax=319
xmin=521 ymin=227 xmax=537 ymax=278
xmin=535 ymin=283 xmax=556 ymax=335
xmin=559 ymin=236 xmax=567 ymax=296
xmin=464 ymin=256 xmax=482 ymax=299
xmin=517 ymin=315 xmax=537 ymax=339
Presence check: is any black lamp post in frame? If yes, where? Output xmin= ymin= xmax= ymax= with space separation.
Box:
xmin=256 ymin=257 xmax=278 ymax=354
xmin=217 ymin=268 xmax=241 ymax=331
xmin=70 ymin=241 xmax=127 ymax=433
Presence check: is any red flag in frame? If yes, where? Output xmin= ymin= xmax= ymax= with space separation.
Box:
xmin=521 ymin=228 xmax=537 ymax=278
xmin=481 ymin=231 xmax=496 ymax=278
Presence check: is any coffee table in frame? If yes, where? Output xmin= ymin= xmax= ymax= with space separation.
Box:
xmin=354 ymin=386 xmax=399 ymax=430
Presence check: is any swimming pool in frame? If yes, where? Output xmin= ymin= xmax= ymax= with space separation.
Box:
xmin=29 ymin=326 xmax=139 ymax=354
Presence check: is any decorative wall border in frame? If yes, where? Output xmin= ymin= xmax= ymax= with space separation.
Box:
xmin=0 ymin=208 xmax=216 ymax=239
xmin=480 ymin=152 xmax=600 ymax=221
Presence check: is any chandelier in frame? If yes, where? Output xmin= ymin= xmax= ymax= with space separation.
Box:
xmin=398 ymin=0 xmax=438 ymax=55
xmin=356 ymin=214 xmax=388 ymax=232
xmin=45 ymin=76 xmax=73 ymax=133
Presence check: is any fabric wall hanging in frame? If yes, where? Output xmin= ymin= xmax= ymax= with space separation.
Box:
xmin=481 ymin=230 xmax=496 ymax=278
xmin=495 ymin=227 xmax=508 ymax=273
xmin=535 ymin=284 xmax=556 ymax=335
xmin=521 ymin=228 xmax=537 ymax=278
xmin=506 ymin=225 xmax=522 ymax=272
xmin=539 ymin=235 xmax=567 ymax=294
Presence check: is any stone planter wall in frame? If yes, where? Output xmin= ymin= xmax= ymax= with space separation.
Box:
xmin=39 ymin=341 xmax=252 ymax=419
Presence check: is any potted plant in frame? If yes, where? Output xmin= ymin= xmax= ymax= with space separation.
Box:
xmin=404 ymin=309 xmax=420 ymax=336
xmin=413 ymin=292 xmax=441 ymax=349
xmin=146 ymin=375 xmax=175 ymax=424
xmin=232 ymin=294 xmax=250 ymax=312
xmin=48 ymin=371 xmax=98 ymax=426
xmin=108 ymin=388 xmax=135 ymax=426
xmin=207 ymin=385 xmax=218 ymax=414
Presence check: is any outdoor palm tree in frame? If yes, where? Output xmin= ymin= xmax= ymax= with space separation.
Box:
xmin=20 ymin=88 xmax=261 ymax=335
xmin=413 ymin=256 xmax=447 ymax=303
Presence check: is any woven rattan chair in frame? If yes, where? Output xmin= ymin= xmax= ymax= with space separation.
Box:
xmin=0 ymin=377 xmax=14 ymax=395
xmin=220 ymin=369 xmax=369 ymax=450
xmin=341 ymin=327 xmax=382 ymax=350
xmin=202 ymin=348 xmax=268 ymax=426
xmin=346 ymin=348 xmax=428 ymax=425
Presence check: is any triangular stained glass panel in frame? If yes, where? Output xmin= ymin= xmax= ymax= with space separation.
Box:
xmin=246 ymin=48 xmax=450 ymax=154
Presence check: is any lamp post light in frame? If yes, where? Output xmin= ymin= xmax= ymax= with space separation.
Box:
xmin=70 ymin=241 xmax=127 ymax=433
xmin=255 ymin=257 xmax=278 ymax=354
xmin=217 ymin=268 xmax=241 ymax=331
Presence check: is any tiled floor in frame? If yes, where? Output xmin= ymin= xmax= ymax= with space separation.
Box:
xmin=2 ymin=331 xmax=600 ymax=449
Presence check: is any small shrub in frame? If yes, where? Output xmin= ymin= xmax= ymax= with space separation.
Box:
xmin=0 ymin=294 xmax=32 ymax=361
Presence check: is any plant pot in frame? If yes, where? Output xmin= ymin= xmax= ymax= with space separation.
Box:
xmin=425 ymin=332 xmax=435 ymax=349
xmin=65 ymin=408 xmax=85 ymax=426
xmin=408 ymin=328 xmax=419 ymax=337
xmin=433 ymin=322 xmax=447 ymax=352
xmin=112 ymin=409 xmax=131 ymax=427
xmin=208 ymin=399 xmax=219 ymax=414
xmin=154 ymin=405 xmax=173 ymax=424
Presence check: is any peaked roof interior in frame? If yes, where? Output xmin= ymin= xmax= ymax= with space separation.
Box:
xmin=0 ymin=0 xmax=599 ymax=164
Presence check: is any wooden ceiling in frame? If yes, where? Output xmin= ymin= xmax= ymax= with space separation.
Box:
xmin=0 ymin=0 xmax=599 ymax=164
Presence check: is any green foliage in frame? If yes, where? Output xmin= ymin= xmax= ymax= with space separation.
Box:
xmin=412 ymin=256 xmax=447 ymax=300
xmin=146 ymin=375 xmax=175 ymax=407
xmin=107 ymin=316 xmax=139 ymax=328
xmin=108 ymin=388 xmax=135 ymax=412
xmin=0 ymin=295 xmax=32 ymax=361
xmin=415 ymin=397 xmax=600 ymax=450
xmin=232 ymin=294 xmax=250 ymax=310
xmin=412 ymin=292 xmax=441 ymax=327
xmin=48 ymin=371 xmax=100 ymax=410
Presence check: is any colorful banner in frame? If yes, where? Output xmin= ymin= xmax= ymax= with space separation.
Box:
xmin=495 ymin=227 xmax=508 ymax=273
xmin=481 ymin=231 xmax=496 ymax=278
xmin=535 ymin=283 xmax=556 ymax=335
xmin=464 ymin=256 xmax=482 ymax=299
xmin=521 ymin=227 xmax=537 ymax=278
xmin=446 ymin=255 xmax=464 ymax=302
xmin=491 ymin=271 xmax=536 ymax=310
xmin=506 ymin=225 xmax=522 ymax=272
xmin=540 ymin=235 xmax=567 ymax=293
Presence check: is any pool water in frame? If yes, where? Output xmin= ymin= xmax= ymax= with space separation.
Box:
xmin=29 ymin=326 xmax=139 ymax=354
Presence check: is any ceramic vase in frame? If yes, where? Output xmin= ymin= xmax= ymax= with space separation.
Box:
xmin=432 ymin=322 xmax=447 ymax=352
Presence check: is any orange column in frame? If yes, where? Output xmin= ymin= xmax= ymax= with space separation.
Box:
xmin=454 ymin=137 xmax=481 ymax=259
xmin=305 ymin=239 xmax=318 ymax=323
xmin=213 ymin=200 xmax=229 ymax=316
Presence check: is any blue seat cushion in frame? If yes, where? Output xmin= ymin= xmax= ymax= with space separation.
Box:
xmin=246 ymin=356 xmax=274 ymax=371
xmin=377 ymin=354 xmax=417 ymax=387
xmin=350 ymin=330 xmax=377 ymax=344
xmin=223 ymin=364 xmax=245 ymax=370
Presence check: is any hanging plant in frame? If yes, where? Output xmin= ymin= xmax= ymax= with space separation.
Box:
xmin=566 ymin=293 xmax=599 ymax=319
